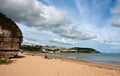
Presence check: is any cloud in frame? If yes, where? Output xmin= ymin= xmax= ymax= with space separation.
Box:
xmin=79 ymin=32 xmax=97 ymax=40
xmin=0 ymin=0 xmax=97 ymax=41
xmin=53 ymin=26 xmax=81 ymax=38
xmin=111 ymin=18 xmax=120 ymax=27
xmin=50 ymin=38 xmax=76 ymax=45
xmin=17 ymin=23 xmax=46 ymax=45
xmin=111 ymin=0 xmax=120 ymax=28
xmin=111 ymin=0 xmax=120 ymax=15
xmin=103 ymin=40 xmax=120 ymax=45
xmin=75 ymin=0 xmax=86 ymax=18
xmin=42 ymin=0 xmax=53 ymax=5
xmin=75 ymin=0 xmax=111 ymax=22
xmin=22 ymin=37 xmax=41 ymax=45
xmin=111 ymin=7 xmax=120 ymax=15
xmin=95 ymin=25 xmax=120 ymax=46
xmin=52 ymin=26 xmax=97 ymax=40
xmin=75 ymin=0 xmax=120 ymax=47
xmin=0 ymin=0 xmax=67 ymax=28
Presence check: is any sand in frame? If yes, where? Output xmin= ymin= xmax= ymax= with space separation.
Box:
xmin=0 ymin=52 xmax=120 ymax=76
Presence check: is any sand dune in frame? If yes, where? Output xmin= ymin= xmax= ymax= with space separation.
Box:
xmin=0 ymin=53 xmax=120 ymax=76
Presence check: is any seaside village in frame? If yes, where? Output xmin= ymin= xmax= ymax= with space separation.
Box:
xmin=21 ymin=45 xmax=99 ymax=54
xmin=37 ymin=46 xmax=78 ymax=53
xmin=24 ymin=45 xmax=80 ymax=53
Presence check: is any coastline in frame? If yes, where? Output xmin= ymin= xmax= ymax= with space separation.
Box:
xmin=0 ymin=52 xmax=120 ymax=76
xmin=32 ymin=52 xmax=120 ymax=70
xmin=48 ymin=53 xmax=120 ymax=66
xmin=46 ymin=54 xmax=120 ymax=71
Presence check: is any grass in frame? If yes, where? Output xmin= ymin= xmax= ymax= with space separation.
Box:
xmin=0 ymin=59 xmax=12 ymax=65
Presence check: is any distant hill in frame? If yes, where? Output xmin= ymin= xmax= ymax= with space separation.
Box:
xmin=21 ymin=45 xmax=100 ymax=53
xmin=69 ymin=47 xmax=100 ymax=53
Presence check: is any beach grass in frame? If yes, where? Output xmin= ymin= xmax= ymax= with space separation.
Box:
xmin=0 ymin=59 xmax=12 ymax=64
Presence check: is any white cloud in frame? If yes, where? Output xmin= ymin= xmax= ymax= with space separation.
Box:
xmin=75 ymin=0 xmax=108 ymax=18
xmin=52 ymin=25 xmax=97 ymax=40
xmin=79 ymin=32 xmax=97 ymax=40
xmin=111 ymin=0 xmax=120 ymax=15
xmin=0 ymin=0 xmax=72 ymax=45
xmin=0 ymin=0 xmax=67 ymax=28
xmin=111 ymin=7 xmax=120 ymax=15
xmin=53 ymin=26 xmax=81 ymax=38
xmin=95 ymin=24 xmax=120 ymax=46
xmin=75 ymin=0 xmax=120 ymax=47
xmin=22 ymin=37 xmax=41 ymax=45
xmin=111 ymin=18 xmax=120 ymax=27
xmin=0 ymin=0 xmax=97 ymax=42
xmin=75 ymin=0 xmax=86 ymax=18
xmin=18 ymin=24 xmax=42 ymax=45
xmin=1 ymin=0 xmax=119 ymax=52
xmin=111 ymin=0 xmax=120 ymax=27
xmin=50 ymin=38 xmax=76 ymax=45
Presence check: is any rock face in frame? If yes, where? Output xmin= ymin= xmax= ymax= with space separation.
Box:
xmin=0 ymin=12 xmax=23 ymax=51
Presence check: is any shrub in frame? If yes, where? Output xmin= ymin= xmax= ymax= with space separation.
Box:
xmin=0 ymin=59 xmax=12 ymax=64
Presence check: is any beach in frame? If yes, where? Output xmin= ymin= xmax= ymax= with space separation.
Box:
xmin=0 ymin=53 xmax=120 ymax=76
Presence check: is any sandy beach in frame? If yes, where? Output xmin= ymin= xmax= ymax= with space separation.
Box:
xmin=0 ymin=53 xmax=120 ymax=76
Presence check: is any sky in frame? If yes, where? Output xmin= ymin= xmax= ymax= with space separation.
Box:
xmin=0 ymin=0 xmax=120 ymax=53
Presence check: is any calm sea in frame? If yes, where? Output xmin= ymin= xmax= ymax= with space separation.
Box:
xmin=50 ymin=53 xmax=120 ymax=66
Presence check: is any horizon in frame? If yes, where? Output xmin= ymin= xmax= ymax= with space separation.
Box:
xmin=0 ymin=0 xmax=120 ymax=53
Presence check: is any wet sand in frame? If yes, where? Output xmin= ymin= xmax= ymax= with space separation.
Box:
xmin=0 ymin=53 xmax=120 ymax=76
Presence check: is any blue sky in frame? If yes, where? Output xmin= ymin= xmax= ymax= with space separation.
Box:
xmin=0 ymin=0 xmax=120 ymax=53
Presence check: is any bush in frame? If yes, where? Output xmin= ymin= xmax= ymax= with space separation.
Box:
xmin=0 ymin=59 xmax=12 ymax=64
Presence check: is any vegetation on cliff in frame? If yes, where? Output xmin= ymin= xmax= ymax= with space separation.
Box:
xmin=0 ymin=12 xmax=22 ymax=38
xmin=21 ymin=45 xmax=42 ymax=52
xmin=69 ymin=47 xmax=100 ymax=53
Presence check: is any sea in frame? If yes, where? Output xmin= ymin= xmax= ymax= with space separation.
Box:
xmin=49 ymin=53 xmax=120 ymax=66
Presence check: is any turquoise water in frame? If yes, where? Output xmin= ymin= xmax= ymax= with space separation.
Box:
xmin=50 ymin=53 xmax=120 ymax=66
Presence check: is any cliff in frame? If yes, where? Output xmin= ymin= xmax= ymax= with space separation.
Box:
xmin=0 ymin=12 xmax=23 ymax=51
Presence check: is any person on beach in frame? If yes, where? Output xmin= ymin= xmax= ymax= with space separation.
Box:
xmin=44 ymin=53 xmax=48 ymax=59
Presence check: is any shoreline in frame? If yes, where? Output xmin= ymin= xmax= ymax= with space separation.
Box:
xmin=30 ymin=52 xmax=120 ymax=67
xmin=46 ymin=54 xmax=120 ymax=71
xmin=30 ymin=52 xmax=120 ymax=71
xmin=0 ymin=52 xmax=120 ymax=76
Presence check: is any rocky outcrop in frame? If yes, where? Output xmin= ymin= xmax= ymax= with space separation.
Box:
xmin=0 ymin=12 xmax=23 ymax=51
